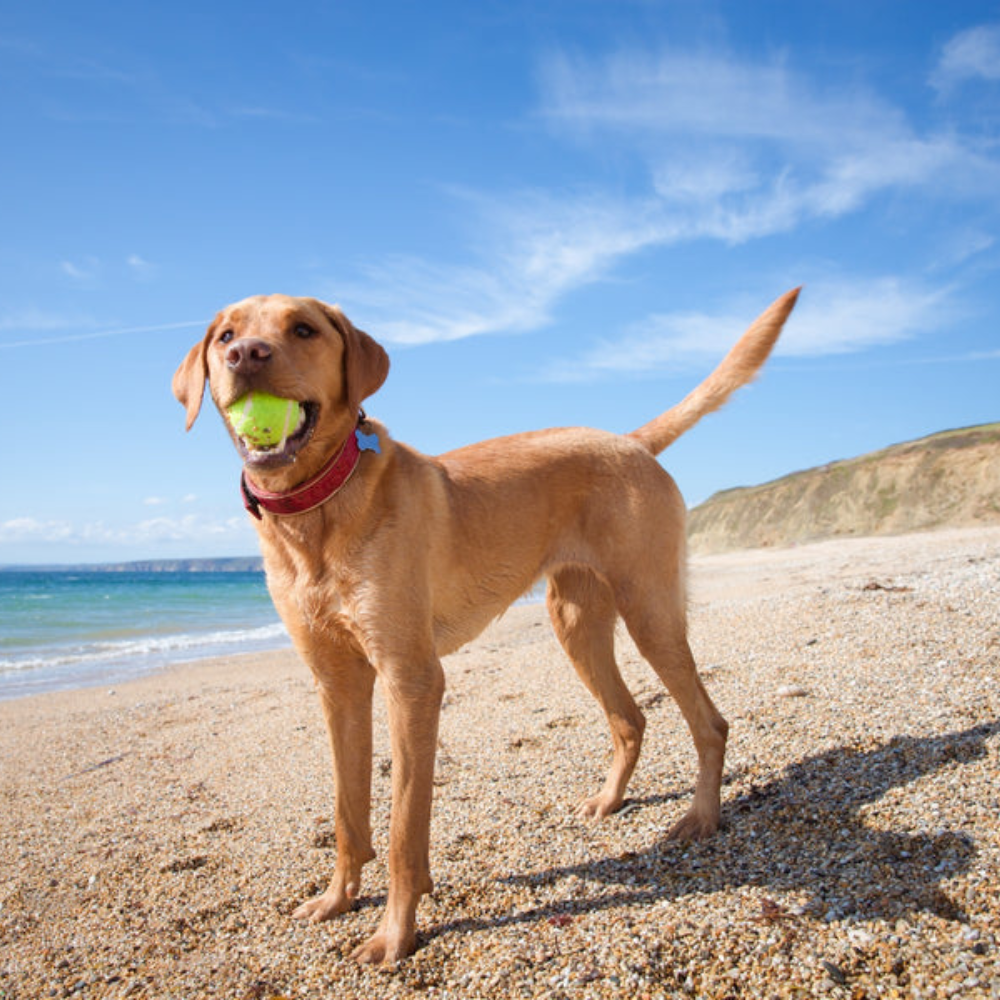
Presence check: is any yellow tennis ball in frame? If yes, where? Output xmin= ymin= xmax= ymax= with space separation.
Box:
xmin=226 ymin=392 xmax=302 ymax=448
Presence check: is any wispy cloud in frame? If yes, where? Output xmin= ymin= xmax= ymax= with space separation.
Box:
xmin=774 ymin=279 xmax=955 ymax=356
xmin=539 ymin=44 xmax=998 ymax=219
xmin=60 ymin=253 xmax=158 ymax=286
xmin=227 ymin=105 xmax=319 ymax=125
xmin=931 ymin=23 xmax=1000 ymax=91
xmin=928 ymin=229 xmax=997 ymax=271
xmin=0 ymin=318 xmax=204 ymax=350
xmin=540 ymin=277 xmax=956 ymax=383
xmin=345 ymin=38 xmax=997 ymax=347
xmin=343 ymin=190 xmax=670 ymax=344
xmin=0 ymin=513 xmax=252 ymax=548
xmin=61 ymin=256 xmax=101 ymax=283
xmin=127 ymin=253 xmax=156 ymax=279
xmin=1 ymin=32 xmax=307 ymax=129
xmin=0 ymin=308 xmax=93 ymax=334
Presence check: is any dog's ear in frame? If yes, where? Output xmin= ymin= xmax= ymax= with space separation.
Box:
xmin=317 ymin=302 xmax=389 ymax=416
xmin=172 ymin=327 xmax=212 ymax=431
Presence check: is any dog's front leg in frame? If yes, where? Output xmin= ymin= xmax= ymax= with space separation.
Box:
xmin=352 ymin=657 xmax=445 ymax=965
xmin=293 ymin=650 xmax=377 ymax=923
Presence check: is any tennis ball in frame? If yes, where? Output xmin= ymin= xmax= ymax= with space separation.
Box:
xmin=226 ymin=392 xmax=302 ymax=449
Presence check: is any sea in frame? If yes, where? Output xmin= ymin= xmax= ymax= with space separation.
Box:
xmin=0 ymin=570 xmax=289 ymax=702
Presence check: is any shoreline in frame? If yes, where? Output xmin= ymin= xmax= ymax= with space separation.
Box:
xmin=2 ymin=524 xmax=998 ymax=997
xmin=0 ymin=633 xmax=294 ymax=705
xmin=2 ymin=524 xmax=992 ymax=708
xmin=0 ymin=582 xmax=550 ymax=707
xmin=0 ymin=568 xmax=285 ymax=705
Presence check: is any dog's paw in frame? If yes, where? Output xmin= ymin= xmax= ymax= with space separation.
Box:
xmin=665 ymin=807 xmax=719 ymax=842
xmin=574 ymin=792 xmax=623 ymax=820
xmin=292 ymin=883 xmax=358 ymax=923
xmin=351 ymin=928 xmax=416 ymax=965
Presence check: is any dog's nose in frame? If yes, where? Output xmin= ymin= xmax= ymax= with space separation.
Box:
xmin=226 ymin=338 xmax=272 ymax=373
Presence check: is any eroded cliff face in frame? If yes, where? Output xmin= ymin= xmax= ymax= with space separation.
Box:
xmin=687 ymin=424 xmax=1000 ymax=554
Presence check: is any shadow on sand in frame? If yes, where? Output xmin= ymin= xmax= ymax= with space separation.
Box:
xmin=426 ymin=720 xmax=998 ymax=943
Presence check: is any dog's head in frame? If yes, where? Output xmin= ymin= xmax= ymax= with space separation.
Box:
xmin=173 ymin=295 xmax=389 ymax=478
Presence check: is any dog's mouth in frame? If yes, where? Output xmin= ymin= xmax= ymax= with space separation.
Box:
xmin=230 ymin=401 xmax=320 ymax=470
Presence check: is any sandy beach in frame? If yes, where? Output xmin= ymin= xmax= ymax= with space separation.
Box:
xmin=2 ymin=526 xmax=998 ymax=999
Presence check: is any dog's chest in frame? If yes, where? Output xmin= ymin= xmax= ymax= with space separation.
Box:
xmin=257 ymin=516 xmax=384 ymax=660
xmin=291 ymin=577 xmax=343 ymax=629
xmin=261 ymin=543 xmax=369 ymax=647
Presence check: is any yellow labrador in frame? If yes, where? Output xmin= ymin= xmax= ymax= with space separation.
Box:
xmin=173 ymin=287 xmax=799 ymax=962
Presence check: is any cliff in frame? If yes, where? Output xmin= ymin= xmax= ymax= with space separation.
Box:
xmin=687 ymin=423 xmax=1000 ymax=553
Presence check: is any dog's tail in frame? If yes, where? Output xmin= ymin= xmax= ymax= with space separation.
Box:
xmin=628 ymin=287 xmax=801 ymax=456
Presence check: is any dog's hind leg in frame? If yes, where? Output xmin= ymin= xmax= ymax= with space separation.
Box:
xmin=617 ymin=589 xmax=728 ymax=841
xmin=546 ymin=566 xmax=646 ymax=819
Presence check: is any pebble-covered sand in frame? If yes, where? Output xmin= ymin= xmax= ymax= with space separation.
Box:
xmin=1 ymin=526 xmax=998 ymax=999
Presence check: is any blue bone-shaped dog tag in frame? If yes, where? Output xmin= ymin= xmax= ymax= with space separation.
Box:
xmin=356 ymin=430 xmax=381 ymax=454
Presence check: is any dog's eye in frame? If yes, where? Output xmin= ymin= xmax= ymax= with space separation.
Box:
xmin=294 ymin=324 xmax=316 ymax=340
xmin=220 ymin=329 xmax=235 ymax=344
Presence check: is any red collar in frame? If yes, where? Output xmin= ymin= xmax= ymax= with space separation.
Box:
xmin=241 ymin=425 xmax=364 ymax=520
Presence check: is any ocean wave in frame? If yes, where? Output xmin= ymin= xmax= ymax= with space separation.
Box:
xmin=0 ymin=623 xmax=289 ymax=676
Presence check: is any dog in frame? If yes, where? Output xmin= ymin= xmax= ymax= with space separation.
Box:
xmin=173 ymin=287 xmax=799 ymax=963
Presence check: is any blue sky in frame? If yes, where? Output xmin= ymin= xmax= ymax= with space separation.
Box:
xmin=1 ymin=1 xmax=998 ymax=565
